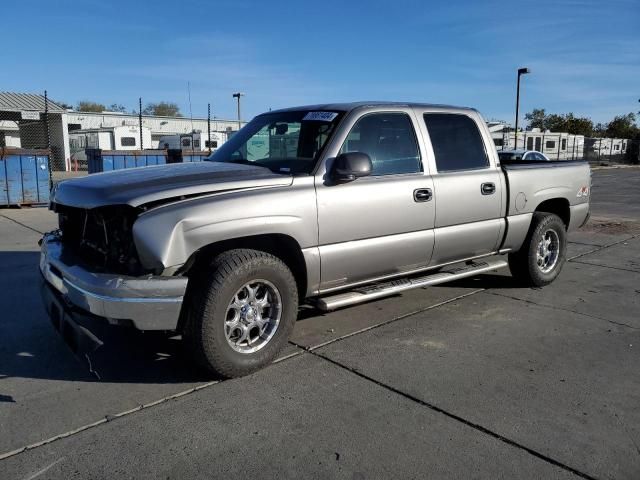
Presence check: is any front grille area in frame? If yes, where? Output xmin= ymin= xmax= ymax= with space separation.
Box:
xmin=55 ymin=204 xmax=147 ymax=275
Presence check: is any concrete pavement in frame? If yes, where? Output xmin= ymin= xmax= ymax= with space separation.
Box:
xmin=0 ymin=167 xmax=639 ymax=479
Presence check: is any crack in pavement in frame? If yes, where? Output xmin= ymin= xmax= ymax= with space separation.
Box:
xmin=0 ymin=213 xmax=46 ymax=236
xmin=305 ymin=349 xmax=599 ymax=480
xmin=569 ymin=259 xmax=640 ymax=275
xmin=567 ymin=234 xmax=639 ymax=262
xmin=0 ymin=291 xmax=485 ymax=463
xmin=0 ymin=348 xmax=306 ymax=463
xmin=486 ymin=290 xmax=640 ymax=330
xmin=297 ymin=289 xmax=486 ymax=352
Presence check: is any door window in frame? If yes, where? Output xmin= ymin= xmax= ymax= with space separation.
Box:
xmin=423 ymin=114 xmax=489 ymax=172
xmin=339 ymin=113 xmax=421 ymax=176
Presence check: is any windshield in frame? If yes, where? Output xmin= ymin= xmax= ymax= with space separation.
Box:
xmin=207 ymin=110 xmax=344 ymax=174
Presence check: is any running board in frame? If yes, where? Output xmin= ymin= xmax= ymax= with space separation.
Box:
xmin=316 ymin=257 xmax=508 ymax=311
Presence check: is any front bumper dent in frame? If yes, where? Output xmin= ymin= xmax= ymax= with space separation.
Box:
xmin=39 ymin=233 xmax=187 ymax=330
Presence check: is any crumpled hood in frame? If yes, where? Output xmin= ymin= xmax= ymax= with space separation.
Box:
xmin=53 ymin=161 xmax=293 ymax=209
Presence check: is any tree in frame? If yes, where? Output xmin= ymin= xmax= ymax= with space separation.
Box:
xmin=605 ymin=113 xmax=638 ymax=139
xmin=108 ymin=103 xmax=126 ymax=113
xmin=566 ymin=115 xmax=594 ymax=137
xmin=524 ymin=108 xmax=546 ymax=130
xmin=524 ymin=109 xmax=593 ymax=136
xmin=52 ymin=99 xmax=73 ymax=110
xmin=142 ymin=102 xmax=182 ymax=117
xmin=77 ymin=101 xmax=106 ymax=112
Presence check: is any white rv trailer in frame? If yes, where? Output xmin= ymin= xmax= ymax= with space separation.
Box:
xmin=156 ymin=131 xmax=227 ymax=151
xmin=69 ymin=125 xmax=152 ymax=161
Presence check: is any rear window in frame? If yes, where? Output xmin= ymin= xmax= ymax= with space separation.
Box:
xmin=423 ymin=114 xmax=489 ymax=172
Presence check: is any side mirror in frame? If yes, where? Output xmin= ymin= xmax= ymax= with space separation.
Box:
xmin=330 ymin=152 xmax=372 ymax=183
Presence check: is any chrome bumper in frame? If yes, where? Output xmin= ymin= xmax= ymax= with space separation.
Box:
xmin=39 ymin=233 xmax=188 ymax=330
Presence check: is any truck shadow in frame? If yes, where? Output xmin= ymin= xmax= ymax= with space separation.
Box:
xmin=0 ymin=251 xmax=526 ymax=386
xmin=0 ymin=251 xmax=212 ymax=385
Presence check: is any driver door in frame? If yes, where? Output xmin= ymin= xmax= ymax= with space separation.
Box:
xmin=315 ymin=109 xmax=436 ymax=291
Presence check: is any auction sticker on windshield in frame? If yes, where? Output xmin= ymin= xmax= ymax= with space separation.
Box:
xmin=303 ymin=111 xmax=338 ymax=122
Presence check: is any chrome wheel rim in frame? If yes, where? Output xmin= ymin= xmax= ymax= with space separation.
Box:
xmin=224 ymin=280 xmax=282 ymax=354
xmin=536 ymin=229 xmax=560 ymax=274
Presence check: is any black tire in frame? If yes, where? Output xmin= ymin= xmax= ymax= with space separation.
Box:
xmin=183 ymin=249 xmax=298 ymax=378
xmin=508 ymin=212 xmax=567 ymax=287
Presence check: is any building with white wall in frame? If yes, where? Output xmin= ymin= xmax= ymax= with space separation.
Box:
xmin=1 ymin=91 xmax=245 ymax=171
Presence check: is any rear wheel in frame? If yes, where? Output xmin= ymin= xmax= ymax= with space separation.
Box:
xmin=508 ymin=212 xmax=567 ymax=287
xmin=183 ymin=249 xmax=298 ymax=378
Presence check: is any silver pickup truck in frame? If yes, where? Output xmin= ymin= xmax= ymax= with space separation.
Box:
xmin=40 ymin=102 xmax=591 ymax=377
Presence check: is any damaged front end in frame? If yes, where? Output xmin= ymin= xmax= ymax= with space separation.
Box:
xmin=39 ymin=203 xmax=188 ymax=333
xmin=54 ymin=204 xmax=152 ymax=276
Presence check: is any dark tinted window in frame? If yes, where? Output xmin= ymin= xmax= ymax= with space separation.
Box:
xmin=423 ymin=114 xmax=488 ymax=172
xmin=561 ymin=139 xmax=566 ymax=150
xmin=121 ymin=137 xmax=136 ymax=147
xmin=340 ymin=113 xmax=421 ymax=176
xmin=546 ymin=140 xmax=555 ymax=149
xmin=527 ymin=137 xmax=534 ymax=150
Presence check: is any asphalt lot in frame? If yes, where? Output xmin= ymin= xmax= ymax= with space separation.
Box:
xmin=1 ymin=167 xmax=639 ymax=479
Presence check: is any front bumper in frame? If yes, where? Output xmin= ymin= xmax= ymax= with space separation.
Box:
xmin=39 ymin=233 xmax=188 ymax=330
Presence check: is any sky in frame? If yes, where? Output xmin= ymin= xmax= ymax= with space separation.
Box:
xmin=2 ymin=0 xmax=639 ymax=125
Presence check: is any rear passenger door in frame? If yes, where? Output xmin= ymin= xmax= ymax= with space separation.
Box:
xmin=417 ymin=111 xmax=504 ymax=266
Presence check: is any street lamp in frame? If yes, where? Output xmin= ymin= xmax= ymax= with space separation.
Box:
xmin=514 ymin=67 xmax=530 ymax=149
xmin=232 ymin=92 xmax=244 ymax=130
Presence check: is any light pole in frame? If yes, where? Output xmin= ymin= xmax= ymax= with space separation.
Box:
xmin=514 ymin=67 xmax=530 ymax=149
xmin=232 ymin=92 xmax=244 ymax=130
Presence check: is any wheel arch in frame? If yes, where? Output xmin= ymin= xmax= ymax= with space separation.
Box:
xmin=179 ymin=233 xmax=308 ymax=301
xmin=534 ymin=198 xmax=571 ymax=228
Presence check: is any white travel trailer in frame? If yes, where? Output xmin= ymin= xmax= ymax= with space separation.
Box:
xmin=69 ymin=125 xmax=151 ymax=155
xmin=68 ymin=125 xmax=152 ymax=169
xmin=156 ymin=131 xmax=227 ymax=151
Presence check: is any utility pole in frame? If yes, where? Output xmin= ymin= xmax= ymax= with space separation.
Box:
xmin=514 ymin=67 xmax=530 ymax=149
xmin=232 ymin=92 xmax=244 ymax=130
xmin=138 ymin=97 xmax=143 ymax=149
xmin=207 ymin=103 xmax=212 ymax=154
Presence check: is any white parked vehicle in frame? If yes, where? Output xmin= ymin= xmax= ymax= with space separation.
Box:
xmin=498 ymin=149 xmax=550 ymax=162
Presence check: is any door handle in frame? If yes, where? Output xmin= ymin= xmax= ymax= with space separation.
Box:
xmin=413 ymin=188 xmax=432 ymax=202
xmin=481 ymin=183 xmax=496 ymax=195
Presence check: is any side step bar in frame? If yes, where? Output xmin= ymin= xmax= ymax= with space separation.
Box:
xmin=316 ymin=257 xmax=508 ymax=311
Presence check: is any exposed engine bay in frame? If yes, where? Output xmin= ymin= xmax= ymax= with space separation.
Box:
xmin=54 ymin=204 xmax=148 ymax=275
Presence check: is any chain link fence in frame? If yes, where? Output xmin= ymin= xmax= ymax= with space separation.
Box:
xmin=495 ymin=130 xmax=636 ymax=163
xmin=0 ymin=92 xmax=68 ymax=174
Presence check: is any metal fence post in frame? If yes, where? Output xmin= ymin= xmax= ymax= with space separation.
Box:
xmin=44 ymin=90 xmax=53 ymax=189
xmin=557 ymin=134 xmax=561 ymax=160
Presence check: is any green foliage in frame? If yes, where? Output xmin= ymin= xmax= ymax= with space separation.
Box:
xmin=108 ymin=103 xmax=126 ymax=113
xmin=605 ymin=113 xmax=638 ymax=139
xmin=77 ymin=101 xmax=106 ymax=112
xmin=524 ymin=109 xmax=546 ymax=130
xmin=524 ymin=109 xmax=593 ymax=136
xmin=142 ymin=102 xmax=182 ymax=117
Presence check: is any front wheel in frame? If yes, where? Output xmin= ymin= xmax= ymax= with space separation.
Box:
xmin=183 ymin=249 xmax=298 ymax=378
xmin=508 ymin=212 xmax=567 ymax=287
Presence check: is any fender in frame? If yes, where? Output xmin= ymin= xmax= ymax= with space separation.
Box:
xmin=132 ymin=177 xmax=318 ymax=271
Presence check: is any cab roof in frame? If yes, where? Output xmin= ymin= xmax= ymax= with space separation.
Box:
xmin=266 ymin=101 xmax=477 ymax=115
